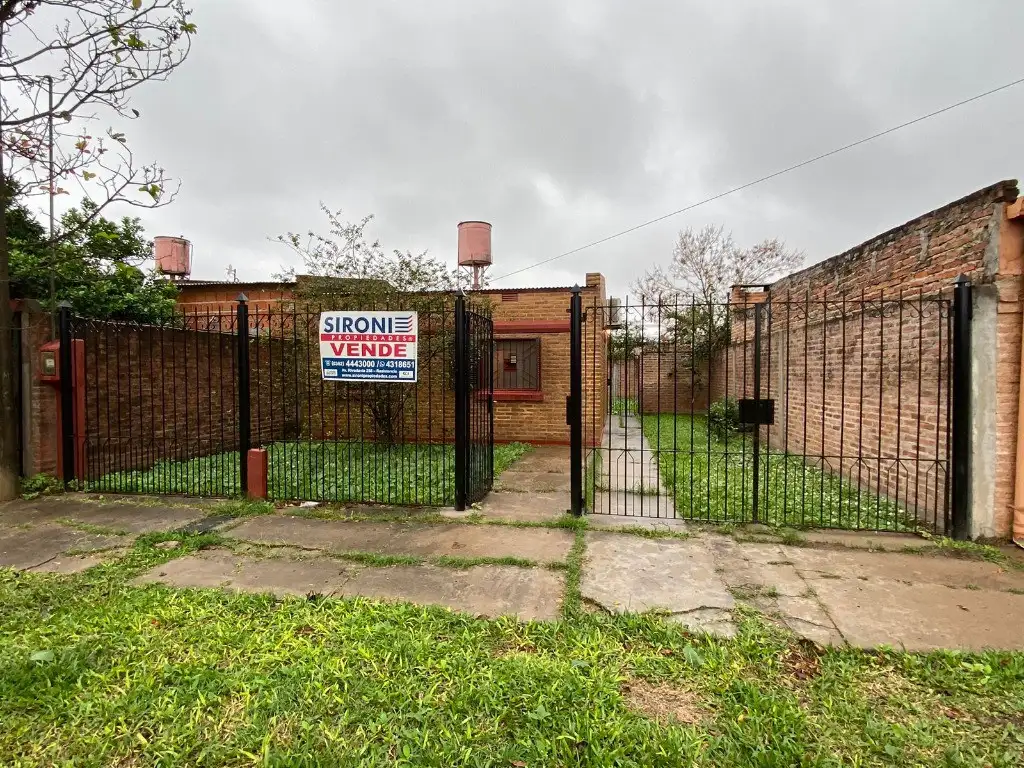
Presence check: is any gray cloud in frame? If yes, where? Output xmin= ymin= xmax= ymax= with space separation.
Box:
xmin=117 ymin=0 xmax=1023 ymax=297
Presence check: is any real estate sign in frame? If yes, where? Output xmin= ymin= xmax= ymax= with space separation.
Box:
xmin=319 ymin=311 xmax=418 ymax=382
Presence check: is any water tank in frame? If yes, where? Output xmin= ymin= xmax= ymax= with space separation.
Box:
xmin=154 ymin=236 xmax=191 ymax=279
xmin=457 ymin=221 xmax=492 ymax=267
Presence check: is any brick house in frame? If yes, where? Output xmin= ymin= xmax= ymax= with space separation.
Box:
xmin=172 ymin=272 xmax=608 ymax=447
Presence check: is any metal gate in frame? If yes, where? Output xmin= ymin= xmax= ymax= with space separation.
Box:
xmin=570 ymin=280 xmax=972 ymax=536
xmin=454 ymin=296 xmax=495 ymax=508
xmin=59 ymin=296 xmax=495 ymax=508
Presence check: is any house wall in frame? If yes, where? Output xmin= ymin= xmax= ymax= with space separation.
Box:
xmin=173 ymin=273 xmax=608 ymax=447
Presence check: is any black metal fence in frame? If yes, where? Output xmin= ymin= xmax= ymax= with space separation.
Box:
xmin=60 ymin=295 xmax=494 ymax=507
xmin=571 ymin=282 xmax=971 ymax=535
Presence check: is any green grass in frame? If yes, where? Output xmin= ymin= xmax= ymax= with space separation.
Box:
xmin=611 ymin=397 xmax=638 ymax=416
xmin=87 ymin=441 xmax=533 ymax=506
xmin=643 ymin=414 xmax=917 ymax=531
xmin=2 ymin=541 xmax=1023 ymax=767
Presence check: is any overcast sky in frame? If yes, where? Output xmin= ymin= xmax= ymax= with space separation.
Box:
xmin=118 ymin=0 xmax=1023 ymax=298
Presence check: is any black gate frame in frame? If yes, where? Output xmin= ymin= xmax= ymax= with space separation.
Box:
xmin=59 ymin=294 xmax=495 ymax=507
xmin=454 ymin=294 xmax=495 ymax=509
xmin=569 ymin=279 xmax=973 ymax=538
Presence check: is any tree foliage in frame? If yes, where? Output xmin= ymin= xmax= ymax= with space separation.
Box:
xmin=0 ymin=0 xmax=196 ymax=497
xmin=633 ymin=224 xmax=803 ymax=306
xmin=632 ymin=224 xmax=803 ymax=361
xmin=7 ymin=189 xmax=178 ymax=323
xmin=1 ymin=0 xmax=196 ymax=221
xmin=276 ymin=207 xmax=464 ymax=444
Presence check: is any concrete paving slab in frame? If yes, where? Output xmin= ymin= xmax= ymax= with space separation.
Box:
xmin=587 ymin=514 xmax=689 ymax=534
xmin=226 ymin=516 xmax=574 ymax=562
xmin=137 ymin=550 xmax=563 ymax=620
xmin=811 ymin=578 xmax=1024 ymax=651
xmin=339 ymin=564 xmax=563 ymax=621
xmin=474 ymin=492 xmax=570 ymax=522
xmin=800 ymin=530 xmax=935 ymax=552
xmin=783 ymin=546 xmax=1024 ymax=591
xmin=592 ymin=491 xmax=677 ymax=518
xmin=494 ymin=471 xmax=569 ymax=493
xmin=581 ymin=532 xmax=735 ymax=635
xmin=501 ymin=446 xmax=569 ymax=474
xmin=136 ymin=549 xmax=354 ymax=597
xmin=29 ymin=552 xmax=116 ymax=574
xmin=0 ymin=498 xmax=205 ymax=534
xmin=0 ymin=523 xmax=126 ymax=570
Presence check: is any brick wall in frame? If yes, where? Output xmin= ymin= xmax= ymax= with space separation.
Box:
xmin=480 ymin=273 xmax=607 ymax=446
xmin=19 ymin=307 xmax=58 ymax=477
xmin=710 ymin=180 xmax=1022 ymax=533
xmin=76 ymin=318 xmax=300 ymax=478
xmin=636 ymin=350 xmax=710 ymax=414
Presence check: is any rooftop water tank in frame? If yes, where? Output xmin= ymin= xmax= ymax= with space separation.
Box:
xmin=154 ymin=236 xmax=191 ymax=280
xmin=457 ymin=221 xmax=492 ymax=267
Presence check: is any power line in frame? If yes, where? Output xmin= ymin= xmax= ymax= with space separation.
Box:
xmin=491 ymin=75 xmax=1024 ymax=283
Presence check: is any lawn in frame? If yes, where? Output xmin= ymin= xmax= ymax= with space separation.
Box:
xmin=1 ymin=535 xmax=1022 ymax=766
xmin=642 ymin=414 xmax=917 ymax=531
xmin=87 ymin=441 xmax=532 ymax=506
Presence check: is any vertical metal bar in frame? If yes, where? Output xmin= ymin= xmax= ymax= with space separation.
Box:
xmin=915 ymin=290 xmax=924 ymax=527
xmin=819 ymin=296 xmax=827 ymax=526
xmin=751 ymin=301 xmax=762 ymax=523
xmin=838 ymin=295 xmax=847 ymax=526
xmin=716 ymin=296 xmax=723 ymax=523
xmin=688 ymin=297 xmax=694 ymax=520
xmin=763 ymin=296 xmax=772 ymax=522
xmin=454 ymin=294 xmax=469 ymax=510
xmin=857 ymin=290 xmax=866 ymax=529
xmin=801 ymin=292 xmax=809 ymax=519
xmin=894 ymin=291 xmax=905 ymax=526
xmin=950 ymin=276 xmax=972 ymax=540
xmin=783 ymin=296 xmax=791 ymax=522
xmin=236 ymin=295 xmax=251 ymax=496
xmin=569 ymin=286 xmax=584 ymax=515
xmin=876 ymin=291 xmax=885 ymax=529
xmin=58 ymin=303 xmax=75 ymax=486
xmin=942 ymin=299 xmax=952 ymax=533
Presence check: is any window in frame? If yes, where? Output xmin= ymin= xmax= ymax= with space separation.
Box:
xmin=494 ymin=339 xmax=540 ymax=391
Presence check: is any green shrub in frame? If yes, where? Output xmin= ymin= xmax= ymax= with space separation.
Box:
xmin=21 ymin=473 xmax=64 ymax=500
xmin=708 ymin=397 xmax=741 ymax=439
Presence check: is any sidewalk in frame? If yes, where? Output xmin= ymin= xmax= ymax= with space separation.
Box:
xmin=3 ymin=494 xmax=1024 ymax=651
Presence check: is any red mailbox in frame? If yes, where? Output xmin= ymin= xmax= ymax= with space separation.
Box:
xmin=39 ymin=341 xmax=60 ymax=383
xmin=39 ymin=339 xmax=85 ymax=481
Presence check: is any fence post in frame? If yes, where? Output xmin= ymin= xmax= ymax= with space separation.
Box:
xmin=951 ymin=275 xmax=972 ymax=540
xmin=453 ymin=294 xmax=469 ymax=510
xmin=57 ymin=301 xmax=75 ymax=487
xmin=236 ymin=294 xmax=251 ymax=496
xmin=751 ymin=301 xmax=763 ymax=523
xmin=569 ymin=286 xmax=584 ymax=515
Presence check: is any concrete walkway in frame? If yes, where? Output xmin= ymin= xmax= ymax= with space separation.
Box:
xmin=4 ymin=495 xmax=1024 ymax=650
xmin=591 ymin=413 xmax=675 ymax=518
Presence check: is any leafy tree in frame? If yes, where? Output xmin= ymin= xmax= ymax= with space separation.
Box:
xmin=8 ymin=197 xmax=177 ymax=323
xmin=633 ymin=224 xmax=802 ymax=356
xmin=276 ymin=206 xmax=465 ymax=444
xmin=0 ymin=0 xmax=196 ymax=498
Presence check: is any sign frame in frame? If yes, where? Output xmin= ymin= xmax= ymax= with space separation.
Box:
xmin=318 ymin=310 xmax=419 ymax=383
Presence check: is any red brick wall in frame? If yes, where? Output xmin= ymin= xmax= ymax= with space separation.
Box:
xmin=636 ymin=350 xmax=710 ymax=414
xmin=76 ymin=319 xmax=300 ymax=478
xmin=709 ymin=181 xmax=1021 ymax=532
xmin=175 ymin=278 xmax=608 ymax=447
xmin=479 ymin=273 xmax=607 ymax=446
